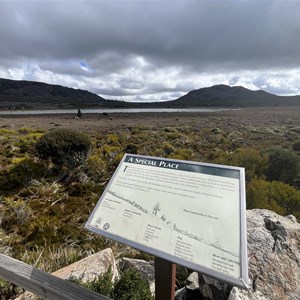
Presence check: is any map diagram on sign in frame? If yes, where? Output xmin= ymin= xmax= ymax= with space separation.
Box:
xmin=85 ymin=154 xmax=247 ymax=284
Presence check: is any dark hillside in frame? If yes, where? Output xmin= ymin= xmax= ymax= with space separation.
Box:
xmin=0 ymin=78 xmax=115 ymax=109
xmin=163 ymin=84 xmax=300 ymax=107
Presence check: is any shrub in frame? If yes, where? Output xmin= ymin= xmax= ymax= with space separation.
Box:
xmin=247 ymin=179 xmax=300 ymax=220
xmin=85 ymin=154 xmax=107 ymax=182
xmin=113 ymin=267 xmax=153 ymax=300
xmin=0 ymin=198 xmax=32 ymax=231
xmin=125 ymin=143 xmax=138 ymax=154
xmin=17 ymin=132 xmax=43 ymax=153
xmin=213 ymin=148 xmax=268 ymax=181
xmin=0 ymin=279 xmax=22 ymax=300
xmin=35 ymin=129 xmax=92 ymax=169
xmin=265 ymin=147 xmax=300 ymax=185
xmin=69 ymin=268 xmax=114 ymax=298
xmin=69 ymin=267 xmax=153 ymax=300
xmin=0 ymin=159 xmax=46 ymax=191
xmin=292 ymin=139 xmax=300 ymax=152
xmin=169 ymin=148 xmax=193 ymax=160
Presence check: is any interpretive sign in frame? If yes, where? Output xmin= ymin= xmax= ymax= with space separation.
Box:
xmin=85 ymin=154 xmax=249 ymax=288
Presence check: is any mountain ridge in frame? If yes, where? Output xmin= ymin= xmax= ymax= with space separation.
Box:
xmin=0 ymin=78 xmax=117 ymax=109
xmin=162 ymin=84 xmax=297 ymax=107
xmin=1 ymin=78 xmax=300 ymax=109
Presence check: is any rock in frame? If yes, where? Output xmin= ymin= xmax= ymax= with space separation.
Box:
xmin=175 ymin=272 xmax=202 ymax=300
xmin=119 ymin=257 xmax=155 ymax=295
xmin=198 ymin=274 xmax=231 ymax=300
xmin=176 ymin=209 xmax=300 ymax=300
xmin=176 ymin=271 xmax=231 ymax=300
xmin=51 ymin=247 xmax=118 ymax=282
xmin=228 ymin=209 xmax=300 ymax=300
xmin=15 ymin=247 xmax=118 ymax=300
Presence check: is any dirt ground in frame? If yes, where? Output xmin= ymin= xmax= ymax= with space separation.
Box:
xmin=0 ymin=107 xmax=299 ymax=133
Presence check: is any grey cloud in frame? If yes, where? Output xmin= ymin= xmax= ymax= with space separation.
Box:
xmin=1 ymin=0 xmax=300 ymax=100
xmin=2 ymin=1 xmax=300 ymax=70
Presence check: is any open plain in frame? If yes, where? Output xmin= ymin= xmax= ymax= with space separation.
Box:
xmin=0 ymin=107 xmax=299 ymax=132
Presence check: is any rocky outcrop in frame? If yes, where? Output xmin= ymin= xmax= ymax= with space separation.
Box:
xmin=229 ymin=209 xmax=300 ymax=300
xmin=176 ymin=209 xmax=300 ymax=300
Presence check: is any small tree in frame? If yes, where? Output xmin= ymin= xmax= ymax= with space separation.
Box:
xmin=35 ymin=129 xmax=92 ymax=169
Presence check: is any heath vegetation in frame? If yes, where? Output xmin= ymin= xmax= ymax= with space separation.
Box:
xmin=1 ymin=116 xmax=300 ymax=299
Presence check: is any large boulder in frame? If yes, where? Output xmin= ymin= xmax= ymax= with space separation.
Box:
xmin=15 ymin=248 xmax=118 ymax=300
xmin=51 ymin=247 xmax=118 ymax=282
xmin=176 ymin=209 xmax=300 ymax=300
xmin=229 ymin=209 xmax=300 ymax=300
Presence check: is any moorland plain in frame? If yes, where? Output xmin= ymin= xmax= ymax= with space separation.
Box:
xmin=1 ymin=106 xmax=300 ymax=298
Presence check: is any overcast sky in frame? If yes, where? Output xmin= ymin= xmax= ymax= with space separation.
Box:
xmin=1 ymin=0 xmax=300 ymax=102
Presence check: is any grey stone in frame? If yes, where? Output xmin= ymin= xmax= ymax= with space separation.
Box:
xmin=177 ymin=209 xmax=300 ymax=300
xmin=15 ymin=247 xmax=118 ymax=300
xmin=228 ymin=209 xmax=300 ymax=300
xmin=51 ymin=247 xmax=118 ymax=282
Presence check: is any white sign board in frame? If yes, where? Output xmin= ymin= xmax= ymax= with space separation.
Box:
xmin=85 ymin=154 xmax=249 ymax=288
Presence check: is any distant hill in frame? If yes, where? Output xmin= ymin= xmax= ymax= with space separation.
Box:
xmin=0 ymin=78 xmax=122 ymax=109
xmin=163 ymin=84 xmax=300 ymax=108
xmin=1 ymin=78 xmax=300 ymax=110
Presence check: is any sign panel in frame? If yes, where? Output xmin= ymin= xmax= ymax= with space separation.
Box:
xmin=85 ymin=154 xmax=249 ymax=288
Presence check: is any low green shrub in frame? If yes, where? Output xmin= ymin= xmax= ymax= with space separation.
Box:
xmin=292 ymin=139 xmax=300 ymax=152
xmin=113 ymin=267 xmax=153 ymax=300
xmin=70 ymin=267 xmax=153 ymax=300
xmin=69 ymin=268 xmax=114 ymax=298
xmin=17 ymin=132 xmax=43 ymax=153
xmin=213 ymin=148 xmax=268 ymax=181
xmin=125 ymin=143 xmax=138 ymax=154
xmin=264 ymin=147 xmax=300 ymax=185
xmin=0 ymin=279 xmax=22 ymax=300
xmin=247 ymin=179 xmax=300 ymax=220
xmin=0 ymin=159 xmax=46 ymax=191
xmin=0 ymin=198 xmax=32 ymax=231
xmin=35 ymin=129 xmax=92 ymax=169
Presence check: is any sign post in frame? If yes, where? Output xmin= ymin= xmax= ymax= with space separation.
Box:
xmin=155 ymin=257 xmax=176 ymax=300
xmin=85 ymin=154 xmax=249 ymax=295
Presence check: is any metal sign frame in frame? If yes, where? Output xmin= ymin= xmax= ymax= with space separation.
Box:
xmin=85 ymin=154 xmax=249 ymax=289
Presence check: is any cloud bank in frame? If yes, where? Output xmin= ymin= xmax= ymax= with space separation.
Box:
xmin=1 ymin=0 xmax=300 ymax=101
